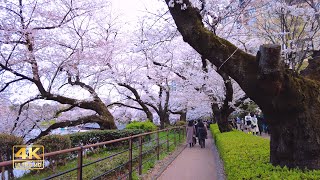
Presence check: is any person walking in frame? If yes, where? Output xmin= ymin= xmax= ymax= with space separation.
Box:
xmin=251 ymin=114 xmax=260 ymax=135
xmin=245 ymin=113 xmax=252 ymax=134
xmin=197 ymin=120 xmax=207 ymax=148
xmin=236 ymin=117 xmax=241 ymax=130
xmin=186 ymin=120 xmax=196 ymax=147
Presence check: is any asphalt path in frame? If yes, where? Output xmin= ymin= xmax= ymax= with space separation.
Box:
xmin=157 ymin=133 xmax=225 ymax=180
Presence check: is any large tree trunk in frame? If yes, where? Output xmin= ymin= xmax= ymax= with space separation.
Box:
xmin=211 ymin=103 xmax=232 ymax=132
xmin=159 ymin=112 xmax=170 ymax=129
xmin=165 ymin=0 xmax=320 ymax=170
xmin=210 ymin=69 xmax=234 ymax=132
xmin=179 ymin=111 xmax=187 ymax=122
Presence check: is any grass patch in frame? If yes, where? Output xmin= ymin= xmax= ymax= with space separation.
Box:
xmin=210 ymin=124 xmax=320 ymax=179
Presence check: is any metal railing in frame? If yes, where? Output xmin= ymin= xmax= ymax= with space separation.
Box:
xmin=0 ymin=126 xmax=186 ymax=180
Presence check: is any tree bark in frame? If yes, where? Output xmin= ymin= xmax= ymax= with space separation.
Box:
xmin=117 ymin=83 xmax=154 ymax=121
xmin=165 ymin=0 xmax=320 ymax=170
xmin=170 ymin=109 xmax=187 ymax=122
xmin=211 ymin=103 xmax=232 ymax=132
xmin=179 ymin=111 xmax=187 ymax=122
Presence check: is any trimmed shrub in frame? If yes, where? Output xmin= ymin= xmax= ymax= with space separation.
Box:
xmin=0 ymin=134 xmax=23 ymax=179
xmin=210 ymin=124 xmax=320 ymax=179
xmin=35 ymin=135 xmax=71 ymax=170
xmin=125 ymin=121 xmax=157 ymax=132
xmin=175 ymin=121 xmax=187 ymax=126
xmin=0 ymin=133 xmax=23 ymax=161
xmin=68 ymin=129 xmax=145 ymax=148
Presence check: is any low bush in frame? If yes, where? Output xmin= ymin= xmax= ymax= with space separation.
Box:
xmin=175 ymin=121 xmax=187 ymax=126
xmin=210 ymin=124 xmax=320 ymax=179
xmin=0 ymin=134 xmax=23 ymax=179
xmin=0 ymin=133 xmax=23 ymax=161
xmin=125 ymin=121 xmax=157 ymax=132
xmin=35 ymin=135 xmax=71 ymax=170
xmin=68 ymin=129 xmax=145 ymax=147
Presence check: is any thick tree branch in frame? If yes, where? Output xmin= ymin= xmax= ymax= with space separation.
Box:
xmin=26 ymin=114 xmax=101 ymax=143
xmin=165 ymin=0 xmax=258 ymax=94
xmin=107 ymin=102 xmax=144 ymax=111
xmin=54 ymin=105 xmax=76 ymax=118
xmin=117 ymin=83 xmax=154 ymax=120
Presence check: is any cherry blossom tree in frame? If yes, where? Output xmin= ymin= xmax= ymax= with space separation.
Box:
xmin=0 ymin=0 xmax=121 ymax=142
xmin=165 ymin=0 xmax=320 ymax=170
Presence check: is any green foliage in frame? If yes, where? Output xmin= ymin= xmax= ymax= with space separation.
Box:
xmin=210 ymin=124 xmax=320 ymax=179
xmin=36 ymin=134 xmax=71 ymax=153
xmin=35 ymin=135 xmax=71 ymax=169
xmin=20 ymin=130 xmax=185 ymax=180
xmin=175 ymin=121 xmax=187 ymax=126
xmin=125 ymin=121 xmax=157 ymax=132
xmin=40 ymin=119 xmax=56 ymax=127
xmin=68 ymin=129 xmax=145 ymax=147
xmin=0 ymin=133 xmax=23 ymax=161
xmin=239 ymin=100 xmax=259 ymax=114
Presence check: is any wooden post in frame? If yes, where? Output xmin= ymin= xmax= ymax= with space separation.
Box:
xmin=128 ymin=137 xmax=133 ymax=180
xmin=138 ymin=136 xmax=142 ymax=175
xmin=166 ymin=129 xmax=169 ymax=152
xmin=157 ymin=130 xmax=160 ymax=160
xmin=77 ymin=147 xmax=83 ymax=180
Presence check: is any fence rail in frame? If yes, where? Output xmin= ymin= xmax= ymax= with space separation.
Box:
xmin=0 ymin=126 xmax=186 ymax=180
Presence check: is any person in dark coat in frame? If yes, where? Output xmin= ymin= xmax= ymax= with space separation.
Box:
xmin=197 ymin=120 xmax=207 ymax=148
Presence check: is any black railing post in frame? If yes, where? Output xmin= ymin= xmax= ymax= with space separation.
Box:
xmin=174 ymin=128 xmax=177 ymax=147
xmin=157 ymin=130 xmax=160 ymax=160
xmin=77 ymin=147 xmax=83 ymax=180
xmin=128 ymin=137 xmax=133 ymax=180
xmin=178 ymin=127 xmax=181 ymax=142
xmin=138 ymin=136 xmax=142 ymax=175
xmin=166 ymin=129 xmax=169 ymax=152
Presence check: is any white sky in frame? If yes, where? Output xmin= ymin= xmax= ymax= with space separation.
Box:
xmin=110 ymin=0 xmax=164 ymax=25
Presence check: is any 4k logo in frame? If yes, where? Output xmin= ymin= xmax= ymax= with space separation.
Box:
xmin=13 ymin=145 xmax=44 ymax=169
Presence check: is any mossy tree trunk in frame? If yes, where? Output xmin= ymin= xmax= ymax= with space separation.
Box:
xmin=203 ymin=56 xmax=233 ymax=132
xmin=215 ymin=70 xmax=234 ymax=132
xmin=165 ymin=0 xmax=320 ymax=170
xmin=180 ymin=111 xmax=187 ymax=122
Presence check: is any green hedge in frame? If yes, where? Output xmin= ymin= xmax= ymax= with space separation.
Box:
xmin=68 ymin=129 xmax=145 ymax=147
xmin=35 ymin=135 xmax=71 ymax=169
xmin=175 ymin=121 xmax=187 ymax=126
xmin=0 ymin=133 xmax=23 ymax=161
xmin=125 ymin=121 xmax=157 ymax=132
xmin=210 ymin=124 xmax=320 ymax=179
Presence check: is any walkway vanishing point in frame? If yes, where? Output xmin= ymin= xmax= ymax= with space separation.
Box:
xmin=156 ymin=133 xmax=225 ymax=180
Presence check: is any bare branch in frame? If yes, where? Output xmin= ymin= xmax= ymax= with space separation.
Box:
xmin=152 ymin=61 xmax=187 ymax=80
xmin=0 ymin=78 xmax=25 ymax=92
xmin=11 ymin=96 xmax=42 ymax=133
xmin=107 ymin=102 xmax=144 ymax=111
xmin=0 ymin=63 xmax=35 ymax=83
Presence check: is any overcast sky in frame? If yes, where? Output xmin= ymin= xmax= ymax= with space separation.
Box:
xmin=110 ymin=0 xmax=164 ymax=25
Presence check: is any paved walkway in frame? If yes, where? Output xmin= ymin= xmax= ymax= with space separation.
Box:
xmin=157 ymin=133 xmax=225 ymax=180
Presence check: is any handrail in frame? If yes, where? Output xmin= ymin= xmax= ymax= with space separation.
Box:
xmin=0 ymin=126 xmax=183 ymax=166
xmin=0 ymin=125 xmax=186 ymax=180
